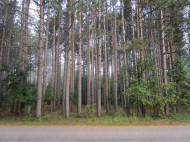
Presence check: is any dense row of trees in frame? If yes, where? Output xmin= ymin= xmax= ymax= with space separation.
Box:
xmin=0 ymin=0 xmax=189 ymax=119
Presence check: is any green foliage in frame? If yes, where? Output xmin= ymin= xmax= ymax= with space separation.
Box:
xmin=1 ymin=107 xmax=190 ymax=125
xmin=124 ymin=59 xmax=166 ymax=117
xmin=165 ymin=25 xmax=175 ymax=34
xmin=167 ymin=58 xmax=190 ymax=105
xmin=148 ymin=0 xmax=189 ymax=7
xmin=124 ymin=85 xmax=151 ymax=106
xmin=135 ymin=60 xmax=158 ymax=84
xmin=124 ymin=57 xmax=190 ymax=117
xmin=0 ymin=65 xmax=36 ymax=105
xmin=167 ymin=82 xmax=179 ymax=105
xmin=171 ymin=113 xmax=190 ymax=123
xmin=172 ymin=58 xmax=188 ymax=82
xmin=131 ymin=39 xmax=149 ymax=50
xmin=44 ymin=85 xmax=57 ymax=102
xmin=76 ymin=1 xmax=85 ymax=9
xmin=82 ymin=105 xmax=96 ymax=118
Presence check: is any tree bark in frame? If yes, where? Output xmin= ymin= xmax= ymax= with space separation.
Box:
xmin=0 ymin=5 xmax=7 ymax=65
xmin=121 ymin=0 xmax=129 ymax=113
xmin=161 ymin=8 xmax=169 ymax=117
xmin=70 ymin=0 xmax=75 ymax=112
xmin=65 ymin=0 xmax=72 ymax=119
xmin=23 ymin=0 xmax=30 ymax=69
xmin=86 ymin=0 xmax=91 ymax=106
xmin=56 ymin=9 xmax=62 ymax=109
xmin=97 ymin=0 xmax=102 ymax=117
xmin=113 ymin=3 xmax=118 ymax=112
xmin=62 ymin=50 xmax=67 ymax=114
xmin=36 ymin=0 xmax=44 ymax=118
xmin=131 ymin=0 xmax=137 ymax=77
xmin=77 ymin=5 xmax=82 ymax=117
xmin=18 ymin=0 xmax=25 ymax=69
xmin=103 ymin=2 xmax=108 ymax=113
xmin=51 ymin=11 xmax=56 ymax=113
xmin=42 ymin=0 xmax=51 ymax=110
xmin=91 ymin=9 xmax=95 ymax=108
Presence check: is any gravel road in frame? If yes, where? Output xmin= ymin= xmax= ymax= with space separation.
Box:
xmin=0 ymin=126 xmax=189 ymax=142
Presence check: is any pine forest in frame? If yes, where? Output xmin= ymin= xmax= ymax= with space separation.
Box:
xmin=0 ymin=0 xmax=190 ymax=122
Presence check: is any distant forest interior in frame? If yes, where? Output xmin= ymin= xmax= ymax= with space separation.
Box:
xmin=0 ymin=0 xmax=190 ymax=120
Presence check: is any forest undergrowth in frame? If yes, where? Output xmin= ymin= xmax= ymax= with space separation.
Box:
xmin=0 ymin=106 xmax=190 ymax=126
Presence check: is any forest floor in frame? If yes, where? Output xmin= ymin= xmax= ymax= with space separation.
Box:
xmin=0 ymin=107 xmax=190 ymax=127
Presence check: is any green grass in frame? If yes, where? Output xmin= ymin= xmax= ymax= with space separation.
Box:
xmin=0 ymin=107 xmax=190 ymax=126
xmin=170 ymin=113 xmax=190 ymax=123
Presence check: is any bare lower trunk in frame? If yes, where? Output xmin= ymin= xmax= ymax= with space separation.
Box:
xmin=42 ymin=0 xmax=51 ymax=113
xmin=56 ymin=10 xmax=62 ymax=109
xmin=97 ymin=0 xmax=102 ymax=117
xmin=51 ymin=11 xmax=56 ymax=113
xmin=103 ymin=6 xmax=108 ymax=113
xmin=70 ymin=2 xmax=75 ymax=112
xmin=0 ymin=5 xmax=7 ymax=65
xmin=36 ymin=0 xmax=44 ymax=118
xmin=18 ymin=0 xmax=25 ymax=68
xmin=138 ymin=0 xmax=146 ymax=116
xmin=121 ymin=0 xmax=129 ymax=114
xmin=86 ymin=0 xmax=91 ymax=106
xmin=65 ymin=1 xmax=72 ymax=119
xmin=77 ymin=7 xmax=82 ymax=117
xmin=91 ymin=13 xmax=95 ymax=108
xmin=62 ymin=52 xmax=67 ymax=114
xmin=113 ymin=4 xmax=118 ymax=112
xmin=0 ymin=5 xmax=8 ymax=108
xmin=94 ymin=34 xmax=98 ymax=105
xmin=131 ymin=0 xmax=137 ymax=76
xmin=23 ymin=0 xmax=30 ymax=69
xmin=161 ymin=8 xmax=169 ymax=117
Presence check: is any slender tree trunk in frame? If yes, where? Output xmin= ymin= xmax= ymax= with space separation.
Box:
xmin=86 ymin=0 xmax=91 ymax=106
xmin=56 ymin=10 xmax=62 ymax=109
xmin=23 ymin=0 xmax=30 ymax=69
xmin=169 ymin=33 xmax=176 ymax=112
xmin=150 ymin=9 xmax=158 ymax=97
xmin=107 ymin=38 xmax=111 ymax=111
xmin=97 ymin=0 xmax=102 ymax=117
xmin=65 ymin=0 xmax=72 ymax=119
xmin=138 ymin=0 xmax=146 ymax=117
xmin=150 ymin=16 xmax=158 ymax=74
xmin=161 ymin=8 xmax=169 ymax=117
xmin=0 ymin=5 xmax=8 ymax=65
xmin=131 ymin=0 xmax=137 ymax=76
xmin=136 ymin=1 xmax=141 ymax=116
xmin=18 ymin=0 xmax=25 ymax=69
xmin=6 ymin=29 xmax=12 ymax=66
xmin=2 ymin=34 xmax=11 ymax=111
xmin=51 ymin=11 xmax=56 ymax=113
xmin=113 ymin=4 xmax=118 ymax=112
xmin=62 ymin=51 xmax=67 ymax=114
xmin=103 ymin=3 xmax=108 ymax=113
xmin=91 ymin=11 xmax=95 ymax=108
xmin=77 ymin=5 xmax=82 ymax=117
xmin=121 ymin=0 xmax=129 ymax=114
xmin=36 ymin=0 xmax=44 ymax=118
xmin=94 ymin=33 xmax=98 ymax=105
xmin=0 ymin=5 xmax=8 ymax=109
xmin=70 ymin=1 xmax=75 ymax=112
xmin=54 ymin=42 xmax=58 ymax=110
xmin=87 ymin=34 xmax=91 ymax=106
xmin=138 ymin=0 xmax=145 ymax=64
xmin=42 ymin=0 xmax=51 ymax=113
